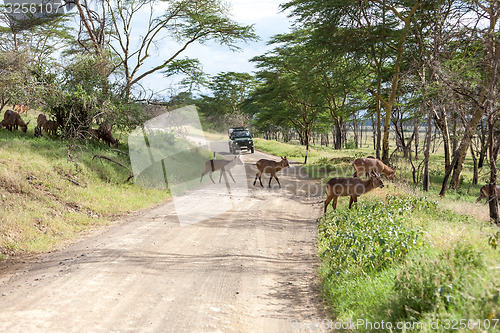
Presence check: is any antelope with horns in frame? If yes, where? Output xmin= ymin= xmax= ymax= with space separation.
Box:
xmin=476 ymin=185 xmax=500 ymax=204
xmin=353 ymin=157 xmax=396 ymax=181
xmin=253 ymin=156 xmax=289 ymax=188
xmin=200 ymin=156 xmax=243 ymax=184
xmin=324 ymin=171 xmax=384 ymax=213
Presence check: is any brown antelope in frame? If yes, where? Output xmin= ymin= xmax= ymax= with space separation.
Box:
xmin=35 ymin=113 xmax=48 ymax=136
xmin=476 ymin=185 xmax=500 ymax=204
xmin=200 ymin=156 xmax=244 ymax=183
xmin=253 ymin=156 xmax=289 ymax=188
xmin=44 ymin=120 xmax=59 ymax=135
xmin=1 ymin=110 xmax=29 ymax=132
xmin=324 ymin=171 xmax=384 ymax=213
xmin=353 ymin=157 xmax=396 ymax=181
xmin=13 ymin=104 xmax=29 ymax=116
xmin=97 ymin=123 xmax=119 ymax=146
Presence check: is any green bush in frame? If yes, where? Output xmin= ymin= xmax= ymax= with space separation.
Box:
xmin=319 ymin=194 xmax=500 ymax=332
xmin=319 ymin=195 xmax=427 ymax=277
xmin=392 ymin=244 xmax=485 ymax=321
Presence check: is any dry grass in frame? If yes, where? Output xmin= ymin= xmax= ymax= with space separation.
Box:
xmin=0 ymin=131 xmax=167 ymax=260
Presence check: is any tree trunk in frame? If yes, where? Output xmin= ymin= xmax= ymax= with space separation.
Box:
xmin=376 ymin=99 xmax=382 ymax=159
xmin=371 ymin=114 xmax=376 ymax=151
xmin=414 ymin=117 xmax=419 ymax=160
xmin=470 ymin=145 xmax=479 ymax=185
xmin=433 ymin=105 xmax=451 ymax=171
xmin=382 ymin=103 xmax=392 ymax=164
xmin=451 ymin=112 xmax=458 ymax=155
xmin=304 ymin=129 xmax=311 ymax=164
xmin=360 ymin=120 xmax=363 ymax=148
xmin=440 ymin=104 xmax=485 ymax=196
xmin=334 ymin=118 xmax=343 ymax=150
xmin=487 ymin=117 xmax=499 ymax=223
xmin=423 ymin=111 xmax=432 ymax=192
xmin=478 ymin=119 xmax=488 ymax=168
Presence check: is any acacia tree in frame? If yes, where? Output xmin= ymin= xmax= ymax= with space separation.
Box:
xmin=203 ymin=72 xmax=256 ymax=126
xmin=101 ymin=0 xmax=257 ymax=101
xmin=0 ymin=6 xmax=74 ymax=110
xmin=251 ymin=33 xmax=325 ymax=163
xmin=283 ymin=0 xmax=421 ymax=163
xmin=477 ymin=0 xmax=500 ymax=223
xmin=436 ymin=1 xmax=500 ymax=225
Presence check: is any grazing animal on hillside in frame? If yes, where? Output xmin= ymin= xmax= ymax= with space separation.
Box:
xmin=96 ymin=123 xmax=119 ymax=147
xmin=476 ymin=185 xmax=500 ymax=204
xmin=253 ymin=156 xmax=289 ymax=188
xmin=13 ymin=104 xmax=29 ymax=116
xmin=0 ymin=110 xmax=29 ymax=132
xmin=44 ymin=120 xmax=59 ymax=135
xmin=324 ymin=171 xmax=385 ymax=213
xmin=98 ymin=122 xmax=113 ymax=135
xmin=0 ymin=110 xmax=14 ymax=130
xmin=353 ymin=157 xmax=396 ymax=181
xmin=100 ymin=130 xmax=119 ymax=147
xmin=35 ymin=113 xmax=48 ymax=136
xmin=37 ymin=113 xmax=48 ymax=128
xmin=200 ymin=156 xmax=244 ymax=183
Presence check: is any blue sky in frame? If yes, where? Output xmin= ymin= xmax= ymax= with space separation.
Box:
xmin=144 ymin=0 xmax=292 ymax=96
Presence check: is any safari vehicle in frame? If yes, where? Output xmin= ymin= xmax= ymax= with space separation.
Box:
xmin=228 ymin=127 xmax=254 ymax=154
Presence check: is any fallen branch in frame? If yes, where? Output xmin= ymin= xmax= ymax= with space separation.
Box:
xmin=110 ymin=149 xmax=129 ymax=156
xmin=64 ymin=177 xmax=83 ymax=186
xmin=125 ymin=174 xmax=134 ymax=183
xmin=92 ymin=155 xmax=127 ymax=169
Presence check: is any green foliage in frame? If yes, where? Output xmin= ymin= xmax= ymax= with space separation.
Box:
xmin=42 ymin=55 xmax=131 ymax=137
xmin=0 ymin=51 xmax=33 ymax=106
xmin=197 ymin=71 xmax=256 ymax=128
xmin=489 ymin=231 xmax=500 ymax=250
xmin=320 ymin=195 xmax=426 ymax=277
xmin=319 ymin=191 xmax=500 ymax=332
xmin=392 ymin=244 xmax=485 ymax=321
xmin=253 ymin=138 xmax=318 ymax=161
xmin=344 ymin=139 xmax=356 ymax=149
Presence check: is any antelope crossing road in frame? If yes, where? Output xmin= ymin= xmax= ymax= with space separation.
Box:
xmin=0 ymin=151 xmax=329 ymax=332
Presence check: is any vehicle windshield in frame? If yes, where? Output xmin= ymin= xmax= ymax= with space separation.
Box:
xmin=232 ymin=130 xmax=250 ymax=138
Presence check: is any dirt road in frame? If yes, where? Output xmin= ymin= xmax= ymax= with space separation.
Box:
xmin=0 ymin=151 xmax=329 ymax=332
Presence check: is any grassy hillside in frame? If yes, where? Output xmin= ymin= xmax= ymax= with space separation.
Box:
xmin=0 ymin=128 xmax=167 ymax=261
xmin=254 ymin=137 xmax=500 ymax=331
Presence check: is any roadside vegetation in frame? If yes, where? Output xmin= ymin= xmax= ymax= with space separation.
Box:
xmin=0 ymin=0 xmax=256 ymax=260
xmin=0 ymin=129 xmax=167 ymax=260
xmin=255 ymin=137 xmax=499 ymax=332
xmin=0 ymin=0 xmax=498 ymax=326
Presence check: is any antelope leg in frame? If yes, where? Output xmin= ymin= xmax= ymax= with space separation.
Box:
xmin=275 ymin=176 xmax=281 ymax=188
xmin=227 ymin=170 xmax=236 ymax=183
xmin=208 ymin=171 xmax=215 ymax=184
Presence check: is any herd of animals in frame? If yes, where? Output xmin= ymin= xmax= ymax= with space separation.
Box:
xmin=200 ymin=154 xmax=498 ymax=214
xmin=0 ymin=105 xmax=119 ymax=147
xmin=1 ymin=105 xmax=497 ymax=212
